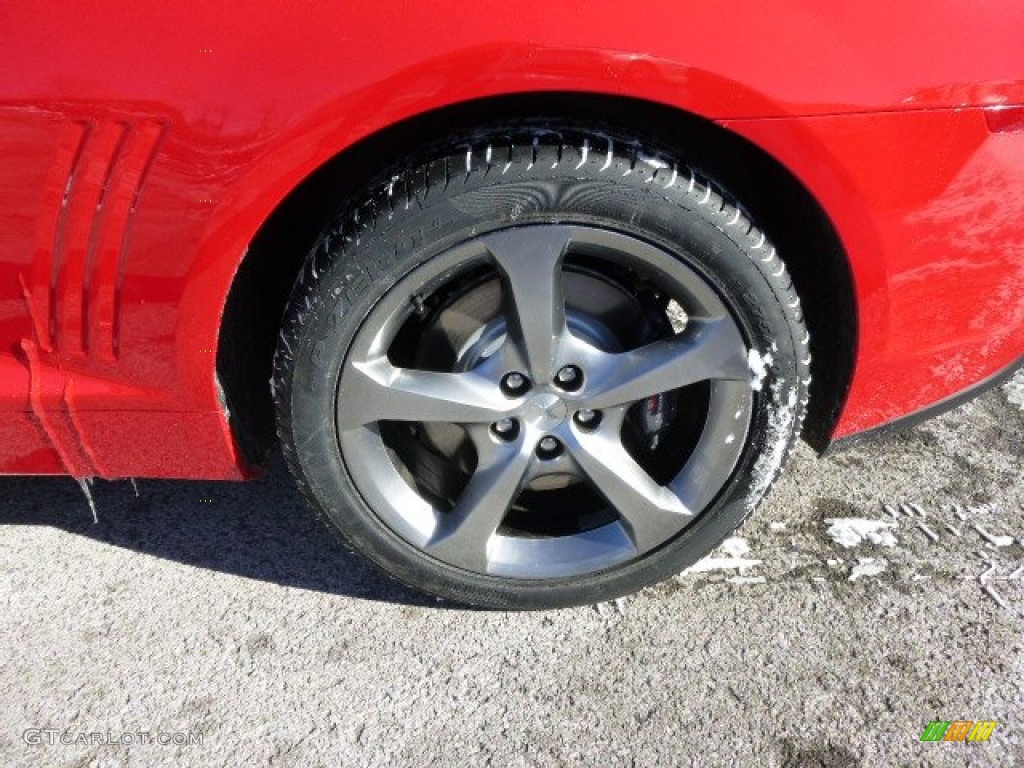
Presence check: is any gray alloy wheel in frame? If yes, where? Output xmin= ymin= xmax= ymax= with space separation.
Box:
xmin=337 ymin=225 xmax=752 ymax=579
xmin=273 ymin=128 xmax=810 ymax=609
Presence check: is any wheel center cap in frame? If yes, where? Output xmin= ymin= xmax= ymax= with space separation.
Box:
xmin=523 ymin=393 xmax=568 ymax=431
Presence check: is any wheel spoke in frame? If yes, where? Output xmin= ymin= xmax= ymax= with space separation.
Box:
xmin=482 ymin=228 xmax=571 ymax=383
xmin=338 ymin=356 xmax=511 ymax=429
xmin=583 ymin=317 xmax=748 ymax=409
xmin=569 ymin=428 xmax=693 ymax=554
xmin=423 ymin=444 xmax=533 ymax=572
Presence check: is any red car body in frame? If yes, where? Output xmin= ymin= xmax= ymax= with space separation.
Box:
xmin=2 ymin=1 xmax=1022 ymax=479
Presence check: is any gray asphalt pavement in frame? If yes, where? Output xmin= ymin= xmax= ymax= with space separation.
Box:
xmin=1 ymin=373 xmax=1022 ymax=767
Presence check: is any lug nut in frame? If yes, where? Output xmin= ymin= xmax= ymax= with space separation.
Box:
xmin=537 ymin=436 xmax=562 ymax=459
xmin=554 ymin=365 xmax=583 ymax=391
xmin=574 ymin=409 xmax=601 ymax=428
xmin=556 ymin=366 xmax=577 ymax=384
xmin=491 ymin=418 xmax=519 ymax=441
xmin=501 ymin=371 xmax=530 ymax=396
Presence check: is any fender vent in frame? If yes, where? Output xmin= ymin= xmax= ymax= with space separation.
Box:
xmin=28 ymin=118 xmax=164 ymax=360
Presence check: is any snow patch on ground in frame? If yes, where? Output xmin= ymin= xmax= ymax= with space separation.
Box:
xmin=685 ymin=536 xmax=761 ymax=576
xmin=849 ymin=558 xmax=887 ymax=582
xmin=719 ymin=537 xmax=751 ymax=557
xmin=686 ymin=557 xmax=763 ymax=574
xmin=826 ymin=518 xmax=899 ymax=548
xmin=1002 ymin=370 xmax=1024 ymax=410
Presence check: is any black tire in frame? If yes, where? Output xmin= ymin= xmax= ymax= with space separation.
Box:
xmin=272 ymin=128 xmax=810 ymax=610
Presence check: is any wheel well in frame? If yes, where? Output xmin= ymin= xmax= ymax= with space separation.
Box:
xmin=217 ymin=93 xmax=856 ymax=466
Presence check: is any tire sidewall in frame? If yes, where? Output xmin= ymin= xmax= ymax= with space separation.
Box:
xmin=281 ymin=143 xmax=804 ymax=609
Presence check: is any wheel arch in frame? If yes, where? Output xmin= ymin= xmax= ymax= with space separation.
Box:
xmin=216 ymin=93 xmax=857 ymax=466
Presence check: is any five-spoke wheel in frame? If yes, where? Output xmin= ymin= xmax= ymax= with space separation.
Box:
xmin=337 ymin=226 xmax=753 ymax=578
xmin=275 ymin=131 xmax=809 ymax=608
